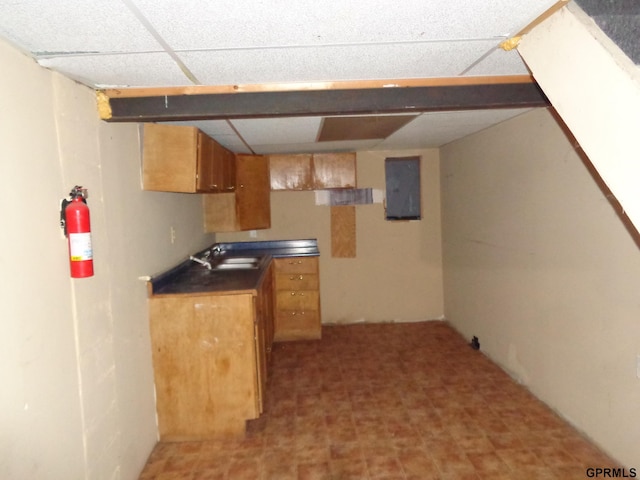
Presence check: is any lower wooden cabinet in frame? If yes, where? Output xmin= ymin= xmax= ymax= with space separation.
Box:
xmin=273 ymin=256 xmax=322 ymax=341
xmin=148 ymin=266 xmax=273 ymax=440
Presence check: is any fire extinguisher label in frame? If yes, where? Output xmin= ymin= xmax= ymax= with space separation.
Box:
xmin=69 ymin=232 xmax=93 ymax=261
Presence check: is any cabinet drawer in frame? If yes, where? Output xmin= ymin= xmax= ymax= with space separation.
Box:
xmin=274 ymin=311 xmax=321 ymax=341
xmin=276 ymin=290 xmax=319 ymax=311
xmin=274 ymin=256 xmax=318 ymax=274
xmin=275 ymin=272 xmax=319 ymax=291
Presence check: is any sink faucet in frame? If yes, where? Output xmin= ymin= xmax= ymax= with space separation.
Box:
xmin=189 ymin=255 xmax=212 ymax=270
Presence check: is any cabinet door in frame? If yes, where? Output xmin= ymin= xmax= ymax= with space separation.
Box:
xmin=203 ymin=193 xmax=238 ymax=232
xmin=142 ymin=123 xmax=198 ymax=192
xmin=196 ymin=132 xmax=214 ymax=192
xmin=269 ymin=154 xmax=313 ymax=190
xmin=149 ymin=294 xmax=258 ymax=440
xmin=312 ymin=152 xmax=356 ymax=189
xmin=211 ymin=142 xmax=237 ymax=193
xmin=254 ymin=262 xmax=274 ymax=413
xmin=236 ymin=154 xmax=271 ymax=230
xmin=222 ymin=148 xmax=237 ymax=192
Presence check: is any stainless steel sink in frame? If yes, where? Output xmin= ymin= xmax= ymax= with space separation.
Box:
xmin=211 ymin=256 xmax=261 ymax=270
xmin=220 ymin=257 xmax=260 ymax=264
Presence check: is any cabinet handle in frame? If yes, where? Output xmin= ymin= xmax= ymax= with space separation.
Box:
xmin=227 ymin=186 xmax=235 ymax=191
xmin=210 ymin=184 xmax=218 ymax=189
xmin=289 ymin=275 xmax=304 ymax=280
xmin=288 ymin=260 xmax=303 ymax=265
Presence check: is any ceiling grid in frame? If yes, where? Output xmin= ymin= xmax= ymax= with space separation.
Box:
xmin=0 ymin=0 xmax=560 ymax=152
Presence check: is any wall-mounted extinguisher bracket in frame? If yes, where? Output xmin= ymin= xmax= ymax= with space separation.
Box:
xmin=60 ymin=186 xmax=88 ymax=237
xmin=61 ymin=186 xmax=94 ymax=278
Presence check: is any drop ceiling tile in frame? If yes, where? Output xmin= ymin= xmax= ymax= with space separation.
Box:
xmin=231 ymin=117 xmax=322 ymax=146
xmin=462 ymin=48 xmax=531 ymax=76
xmin=134 ymin=0 xmax=557 ymax=49
xmin=167 ymin=120 xmax=236 ymax=136
xmin=179 ymin=40 xmax=502 ymax=85
xmin=251 ymin=139 xmax=382 ymax=155
xmin=39 ymin=53 xmax=190 ymax=87
xmin=377 ymin=108 xmax=533 ymax=148
xmin=0 ymin=1 xmax=159 ymax=55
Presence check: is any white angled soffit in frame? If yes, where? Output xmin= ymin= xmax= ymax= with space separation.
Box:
xmin=518 ymin=2 xmax=640 ymax=232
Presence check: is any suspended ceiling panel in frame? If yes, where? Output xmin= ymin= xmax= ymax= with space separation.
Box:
xmin=0 ymin=0 xmax=557 ymax=154
xmin=179 ymin=41 xmax=503 ymax=86
xmin=0 ymin=0 xmax=559 ymax=88
xmin=231 ymin=117 xmax=323 ymax=146
xmin=375 ymin=108 xmax=534 ymax=149
xmin=463 ymin=49 xmax=532 ymax=76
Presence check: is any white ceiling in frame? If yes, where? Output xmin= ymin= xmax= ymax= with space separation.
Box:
xmin=0 ymin=0 xmax=559 ymax=154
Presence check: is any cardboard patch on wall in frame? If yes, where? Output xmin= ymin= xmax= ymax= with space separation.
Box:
xmin=331 ymin=206 xmax=356 ymax=258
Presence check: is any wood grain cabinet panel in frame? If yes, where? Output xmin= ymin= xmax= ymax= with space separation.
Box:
xmin=210 ymin=141 xmax=237 ymax=193
xmin=203 ymin=154 xmax=271 ymax=232
xmin=142 ymin=123 xmax=200 ymax=192
xmin=142 ymin=123 xmax=235 ymax=193
xmin=273 ymin=256 xmax=321 ymax=341
xmin=148 ymin=264 xmax=274 ymax=441
xmin=312 ymin=152 xmax=357 ymax=189
xmin=269 ymin=154 xmax=312 ymax=190
xmin=268 ymin=152 xmax=356 ymax=191
xmin=275 ymin=272 xmax=320 ymax=290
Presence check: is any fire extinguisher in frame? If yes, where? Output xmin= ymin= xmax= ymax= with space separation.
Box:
xmin=60 ymin=186 xmax=94 ymax=278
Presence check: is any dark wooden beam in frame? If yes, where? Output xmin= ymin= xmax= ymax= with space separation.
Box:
xmin=102 ymin=83 xmax=550 ymax=122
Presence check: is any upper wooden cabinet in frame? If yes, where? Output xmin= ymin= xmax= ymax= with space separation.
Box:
xmin=142 ymin=123 xmax=235 ymax=193
xmin=269 ymin=154 xmax=313 ymax=190
xmin=203 ymin=154 xmax=271 ymax=232
xmin=269 ymin=152 xmax=356 ymax=191
xmin=312 ymin=152 xmax=357 ymax=189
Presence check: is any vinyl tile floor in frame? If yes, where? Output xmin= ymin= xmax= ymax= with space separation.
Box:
xmin=139 ymin=321 xmax=620 ymax=479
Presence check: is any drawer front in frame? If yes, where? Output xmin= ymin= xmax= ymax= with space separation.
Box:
xmin=275 ymin=272 xmax=319 ymax=291
xmin=276 ymin=290 xmax=319 ymax=312
xmin=274 ymin=256 xmax=319 ymax=274
xmin=274 ymin=311 xmax=321 ymax=341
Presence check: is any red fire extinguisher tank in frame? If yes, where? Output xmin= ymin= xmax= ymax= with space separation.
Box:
xmin=66 ymin=194 xmax=94 ymax=278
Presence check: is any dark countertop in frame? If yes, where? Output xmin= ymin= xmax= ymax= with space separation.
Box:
xmin=213 ymin=238 xmax=320 ymax=258
xmin=149 ymin=239 xmax=319 ymax=296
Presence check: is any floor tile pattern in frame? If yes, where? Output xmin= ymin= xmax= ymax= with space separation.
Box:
xmin=139 ymin=321 xmax=620 ymax=479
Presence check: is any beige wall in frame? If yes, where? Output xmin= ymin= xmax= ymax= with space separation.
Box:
xmin=0 ymin=38 xmax=214 ymax=479
xmin=218 ymin=149 xmax=444 ymax=323
xmin=441 ymin=108 xmax=640 ymax=467
xmin=519 ymin=3 xmax=640 ymax=234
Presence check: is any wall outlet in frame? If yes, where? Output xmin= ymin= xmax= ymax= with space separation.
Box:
xmin=249 ymin=230 xmax=257 ymax=238
xmin=170 ymin=226 xmax=176 ymax=244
